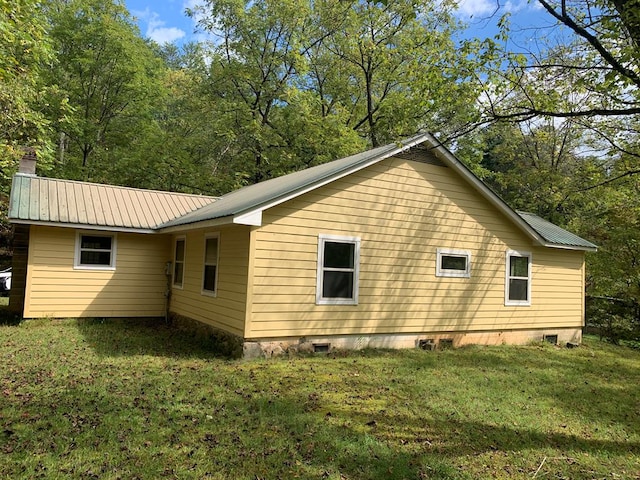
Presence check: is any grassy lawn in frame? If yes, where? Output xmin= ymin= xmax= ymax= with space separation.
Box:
xmin=1 ymin=319 xmax=639 ymax=479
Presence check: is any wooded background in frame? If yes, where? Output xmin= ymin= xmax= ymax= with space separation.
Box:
xmin=2 ymin=0 xmax=639 ymax=339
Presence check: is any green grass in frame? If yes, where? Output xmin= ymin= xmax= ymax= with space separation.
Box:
xmin=1 ymin=319 xmax=639 ymax=479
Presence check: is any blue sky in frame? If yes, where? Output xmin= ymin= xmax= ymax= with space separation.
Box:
xmin=124 ymin=0 xmax=555 ymax=46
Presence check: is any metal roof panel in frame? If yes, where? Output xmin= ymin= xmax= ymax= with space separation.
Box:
xmin=8 ymin=175 xmax=217 ymax=231
xmin=517 ymin=211 xmax=597 ymax=250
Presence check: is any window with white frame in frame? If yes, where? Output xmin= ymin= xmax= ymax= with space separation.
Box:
xmin=436 ymin=248 xmax=471 ymax=278
xmin=75 ymin=232 xmax=116 ymax=269
xmin=173 ymin=237 xmax=185 ymax=288
xmin=202 ymin=234 xmax=219 ymax=295
xmin=316 ymin=234 xmax=360 ymax=305
xmin=505 ymin=250 xmax=532 ymax=306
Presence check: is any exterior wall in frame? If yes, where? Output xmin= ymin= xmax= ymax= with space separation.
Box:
xmin=24 ymin=225 xmax=170 ymax=318
xmin=168 ymin=225 xmax=251 ymax=337
xmin=247 ymin=154 xmax=586 ymax=341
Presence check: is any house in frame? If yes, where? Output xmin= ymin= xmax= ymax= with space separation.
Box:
xmin=7 ymin=132 xmax=596 ymax=356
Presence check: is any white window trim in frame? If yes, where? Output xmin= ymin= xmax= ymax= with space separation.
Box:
xmin=74 ymin=231 xmax=117 ymax=270
xmin=173 ymin=236 xmax=186 ymax=289
xmin=505 ymin=250 xmax=532 ymax=306
xmin=201 ymin=232 xmax=220 ymax=297
xmin=316 ymin=234 xmax=360 ymax=306
xmin=436 ymin=248 xmax=471 ymax=278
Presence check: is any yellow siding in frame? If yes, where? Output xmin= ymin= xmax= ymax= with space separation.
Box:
xmin=168 ymin=225 xmax=251 ymax=337
xmin=25 ymin=225 xmax=170 ymax=318
xmin=248 ymin=156 xmax=586 ymax=339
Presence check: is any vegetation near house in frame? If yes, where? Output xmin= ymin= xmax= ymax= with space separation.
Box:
xmin=1 ymin=318 xmax=639 ymax=479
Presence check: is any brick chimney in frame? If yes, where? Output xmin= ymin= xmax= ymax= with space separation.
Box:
xmin=18 ymin=148 xmax=37 ymax=176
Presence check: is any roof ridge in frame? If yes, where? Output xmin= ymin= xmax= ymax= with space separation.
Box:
xmin=27 ymin=175 xmax=219 ymax=200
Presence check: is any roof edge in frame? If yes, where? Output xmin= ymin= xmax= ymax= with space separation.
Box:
xmin=227 ymin=133 xmax=432 ymax=225
xmin=10 ymin=219 xmax=156 ymax=234
xmin=421 ymin=133 xmax=553 ymax=248
xmin=541 ymin=242 xmax=597 ymax=252
xmin=157 ymin=215 xmax=236 ymax=233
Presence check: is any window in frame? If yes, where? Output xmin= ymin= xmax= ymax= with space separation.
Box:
xmin=436 ymin=248 xmax=471 ymax=278
xmin=316 ymin=234 xmax=360 ymax=305
xmin=75 ymin=232 xmax=116 ymax=269
xmin=173 ymin=237 xmax=185 ymax=288
xmin=202 ymin=234 xmax=219 ymax=296
xmin=505 ymin=250 xmax=532 ymax=306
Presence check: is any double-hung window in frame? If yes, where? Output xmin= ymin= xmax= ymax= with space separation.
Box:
xmin=202 ymin=234 xmax=219 ymax=296
xmin=173 ymin=237 xmax=185 ymax=288
xmin=505 ymin=250 xmax=532 ymax=306
xmin=436 ymin=248 xmax=471 ymax=278
xmin=316 ymin=234 xmax=360 ymax=305
xmin=75 ymin=232 xmax=116 ymax=269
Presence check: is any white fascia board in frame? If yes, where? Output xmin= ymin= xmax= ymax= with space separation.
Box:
xmin=233 ymin=210 xmax=262 ymax=226
xmin=229 ymin=134 xmax=430 ymax=227
xmin=157 ymin=215 xmax=235 ymax=233
xmin=543 ymin=242 xmax=597 ymax=252
xmin=9 ymin=219 xmax=155 ymax=234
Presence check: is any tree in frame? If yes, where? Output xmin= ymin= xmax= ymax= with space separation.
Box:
xmin=0 ymin=0 xmax=57 ymax=257
xmin=0 ymin=0 xmax=55 ymax=176
xmin=484 ymin=0 xmax=640 ymax=163
xmin=190 ymin=0 xmax=499 ymax=183
xmin=43 ymin=0 xmax=164 ymax=182
xmin=308 ymin=0 xmax=493 ymax=147
xmin=190 ymin=0 xmax=342 ymax=183
xmin=112 ymin=43 xmax=246 ymax=195
xmin=464 ymin=119 xmax=596 ymax=224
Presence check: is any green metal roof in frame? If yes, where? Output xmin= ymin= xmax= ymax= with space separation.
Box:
xmin=518 ymin=211 xmax=597 ymax=251
xmin=157 ymin=131 xmax=596 ymax=251
xmin=8 ymin=174 xmax=216 ymax=231
xmin=159 ymin=133 xmax=428 ymax=229
xmin=7 ymin=131 xmax=597 ymax=252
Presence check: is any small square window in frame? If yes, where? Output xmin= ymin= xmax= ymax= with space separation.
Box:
xmin=75 ymin=232 xmax=116 ymax=270
xmin=316 ymin=234 xmax=360 ymax=305
xmin=436 ymin=249 xmax=471 ymax=278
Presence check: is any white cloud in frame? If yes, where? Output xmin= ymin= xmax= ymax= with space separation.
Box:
xmin=131 ymin=7 xmax=186 ymax=44
xmin=455 ymin=0 xmax=499 ymax=17
xmin=503 ymin=0 xmax=534 ymax=13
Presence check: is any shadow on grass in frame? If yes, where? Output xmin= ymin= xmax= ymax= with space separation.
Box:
xmin=217 ymin=392 xmax=640 ymax=479
xmin=75 ymin=317 xmax=238 ymax=360
xmin=425 ymin=344 xmax=640 ymax=437
xmin=5 ymin=382 xmax=636 ymax=480
xmin=0 ymin=305 xmax=22 ymax=326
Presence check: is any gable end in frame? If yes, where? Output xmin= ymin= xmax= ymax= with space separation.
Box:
xmin=395 ymin=146 xmax=447 ymax=168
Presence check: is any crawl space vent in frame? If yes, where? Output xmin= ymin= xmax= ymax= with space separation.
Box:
xmin=439 ymin=339 xmax=454 ymax=350
xmin=313 ymin=343 xmax=330 ymax=353
xmin=418 ymin=339 xmax=436 ymax=351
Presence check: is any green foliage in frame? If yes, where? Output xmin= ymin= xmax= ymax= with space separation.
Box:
xmin=42 ymin=0 xmax=165 ymax=182
xmin=1 ymin=319 xmax=640 ymax=479
xmin=471 ymin=118 xmax=640 ymax=343
xmin=0 ymin=0 xmax=56 ymax=177
xmin=576 ymin=168 xmax=640 ymax=304
xmin=471 ymin=120 xmax=591 ymax=224
xmin=586 ymin=296 xmax=640 ymax=344
xmin=188 ymin=0 xmax=498 ymax=182
xmin=0 ymin=0 xmax=59 ymax=252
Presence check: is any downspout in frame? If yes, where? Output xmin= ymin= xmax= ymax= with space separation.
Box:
xmin=164 ymin=261 xmax=172 ymax=324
